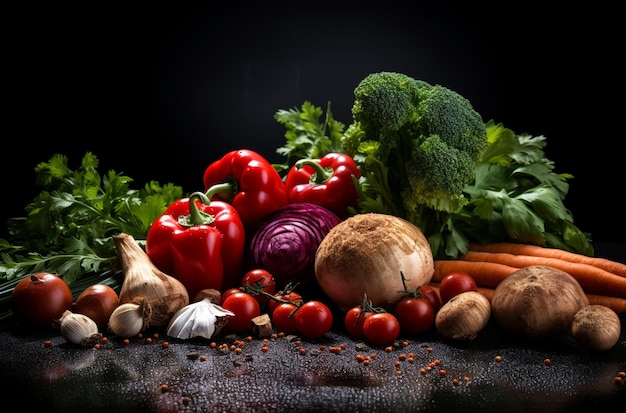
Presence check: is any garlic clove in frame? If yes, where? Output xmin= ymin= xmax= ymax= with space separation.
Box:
xmin=166 ymin=298 xmax=234 ymax=340
xmin=108 ymin=300 xmax=149 ymax=338
xmin=57 ymin=310 xmax=102 ymax=347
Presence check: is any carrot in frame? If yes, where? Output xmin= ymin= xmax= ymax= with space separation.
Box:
xmin=468 ymin=242 xmax=626 ymax=278
xmin=585 ymin=294 xmax=626 ymax=314
xmin=428 ymin=282 xmax=626 ymax=313
xmin=432 ymin=260 xmax=518 ymax=288
xmin=459 ymin=251 xmax=626 ymax=298
xmin=428 ymin=282 xmax=494 ymax=302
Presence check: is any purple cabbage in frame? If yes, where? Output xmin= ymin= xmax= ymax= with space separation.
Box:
xmin=248 ymin=203 xmax=342 ymax=286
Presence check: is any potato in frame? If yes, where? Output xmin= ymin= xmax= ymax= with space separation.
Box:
xmin=491 ymin=265 xmax=589 ymax=337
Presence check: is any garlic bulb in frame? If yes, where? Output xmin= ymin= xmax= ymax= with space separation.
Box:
xmin=57 ymin=310 xmax=102 ymax=347
xmin=108 ymin=300 xmax=148 ymax=338
xmin=113 ymin=233 xmax=189 ymax=327
xmin=167 ymin=289 xmax=234 ymax=340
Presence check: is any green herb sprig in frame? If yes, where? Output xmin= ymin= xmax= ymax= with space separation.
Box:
xmin=0 ymin=152 xmax=184 ymax=322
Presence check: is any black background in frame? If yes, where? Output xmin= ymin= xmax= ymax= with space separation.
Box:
xmin=4 ymin=2 xmax=623 ymax=244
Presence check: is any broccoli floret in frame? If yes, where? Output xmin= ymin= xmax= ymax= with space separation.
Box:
xmin=352 ymin=72 xmax=427 ymax=133
xmin=348 ymin=71 xmax=488 ymax=216
xmin=414 ymin=85 xmax=488 ymax=160
xmin=405 ymin=134 xmax=476 ymax=213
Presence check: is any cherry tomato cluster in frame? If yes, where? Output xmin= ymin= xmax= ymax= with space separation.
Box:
xmin=343 ymin=272 xmax=478 ymax=345
xmin=222 ymin=269 xmax=334 ymax=339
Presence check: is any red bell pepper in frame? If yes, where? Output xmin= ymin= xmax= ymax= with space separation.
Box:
xmin=285 ymin=152 xmax=362 ymax=219
xmin=145 ymin=191 xmax=245 ymax=298
xmin=202 ymin=149 xmax=289 ymax=231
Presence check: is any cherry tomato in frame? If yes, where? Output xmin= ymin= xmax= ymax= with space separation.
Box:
xmin=293 ymin=300 xmax=333 ymax=339
xmin=271 ymin=302 xmax=299 ymax=334
xmin=394 ymin=296 xmax=435 ymax=335
xmin=362 ymin=312 xmax=400 ymax=345
xmin=268 ymin=291 xmax=303 ymax=315
xmin=439 ymin=272 xmax=477 ymax=303
xmin=241 ymin=269 xmax=277 ymax=305
xmin=11 ymin=272 xmax=73 ymax=329
xmin=344 ymin=306 xmax=373 ymax=338
xmin=221 ymin=287 xmax=243 ymax=303
xmin=221 ymin=292 xmax=261 ymax=332
xmin=418 ymin=284 xmax=442 ymax=313
xmin=74 ymin=284 xmax=120 ymax=327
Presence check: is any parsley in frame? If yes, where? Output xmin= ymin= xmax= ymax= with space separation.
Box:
xmin=273 ymin=101 xmax=346 ymax=174
xmin=0 ymin=152 xmax=184 ymax=322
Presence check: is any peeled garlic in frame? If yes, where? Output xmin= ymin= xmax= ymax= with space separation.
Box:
xmin=57 ymin=310 xmax=102 ymax=347
xmin=167 ymin=289 xmax=234 ymax=340
xmin=108 ymin=299 xmax=149 ymax=338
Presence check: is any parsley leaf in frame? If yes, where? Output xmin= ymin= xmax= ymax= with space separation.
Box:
xmin=0 ymin=152 xmax=184 ymax=322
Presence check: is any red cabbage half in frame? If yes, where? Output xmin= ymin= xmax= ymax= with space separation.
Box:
xmin=248 ymin=203 xmax=342 ymax=286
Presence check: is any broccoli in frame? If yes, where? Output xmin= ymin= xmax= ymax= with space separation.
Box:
xmin=342 ymin=72 xmax=489 ymax=258
xmin=346 ymin=72 xmax=487 ymax=214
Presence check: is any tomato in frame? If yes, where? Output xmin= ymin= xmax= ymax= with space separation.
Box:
xmin=344 ymin=306 xmax=373 ymax=338
xmin=221 ymin=287 xmax=243 ymax=304
xmin=439 ymin=272 xmax=477 ymax=303
xmin=74 ymin=284 xmax=120 ymax=327
xmin=293 ymin=300 xmax=333 ymax=339
xmin=271 ymin=302 xmax=299 ymax=334
xmin=221 ymin=292 xmax=261 ymax=332
xmin=418 ymin=284 xmax=442 ymax=313
xmin=241 ymin=269 xmax=277 ymax=305
xmin=394 ymin=296 xmax=435 ymax=335
xmin=11 ymin=272 xmax=73 ymax=329
xmin=268 ymin=291 xmax=303 ymax=315
xmin=362 ymin=312 xmax=400 ymax=345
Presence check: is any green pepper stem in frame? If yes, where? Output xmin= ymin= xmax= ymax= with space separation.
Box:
xmin=179 ymin=191 xmax=215 ymax=227
xmin=295 ymin=159 xmax=334 ymax=185
xmin=205 ymin=182 xmax=235 ymax=201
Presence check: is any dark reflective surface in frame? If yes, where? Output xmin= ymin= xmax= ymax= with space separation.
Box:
xmin=1 ymin=312 xmax=625 ymax=412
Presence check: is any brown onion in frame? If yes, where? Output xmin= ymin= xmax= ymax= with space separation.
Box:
xmin=571 ymin=305 xmax=621 ymax=351
xmin=75 ymin=284 xmax=120 ymax=327
xmin=315 ymin=213 xmax=434 ymax=312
